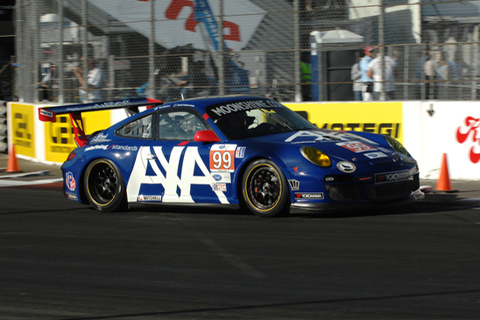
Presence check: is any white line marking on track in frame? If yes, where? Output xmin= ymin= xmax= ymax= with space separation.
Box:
xmin=0 ymin=170 xmax=51 ymax=179
xmin=194 ymin=233 xmax=267 ymax=279
xmin=0 ymin=178 xmax=63 ymax=187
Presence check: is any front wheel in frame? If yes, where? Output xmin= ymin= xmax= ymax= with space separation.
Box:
xmin=241 ymin=159 xmax=289 ymax=217
xmin=84 ymin=159 xmax=127 ymax=212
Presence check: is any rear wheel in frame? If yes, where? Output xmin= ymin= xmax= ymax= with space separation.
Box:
xmin=241 ymin=159 xmax=289 ymax=217
xmin=84 ymin=159 xmax=127 ymax=212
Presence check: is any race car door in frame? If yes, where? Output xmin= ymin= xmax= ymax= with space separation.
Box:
xmin=130 ymin=108 xmax=232 ymax=205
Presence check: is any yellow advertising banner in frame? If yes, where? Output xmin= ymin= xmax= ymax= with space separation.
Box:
xmin=9 ymin=103 xmax=36 ymax=158
xmin=284 ymin=102 xmax=403 ymax=143
xmin=44 ymin=109 xmax=111 ymax=162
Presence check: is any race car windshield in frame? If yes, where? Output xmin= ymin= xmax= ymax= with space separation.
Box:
xmin=206 ymin=99 xmax=317 ymax=140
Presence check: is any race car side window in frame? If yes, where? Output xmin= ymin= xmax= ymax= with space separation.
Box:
xmin=157 ymin=110 xmax=207 ymax=141
xmin=116 ymin=114 xmax=153 ymax=139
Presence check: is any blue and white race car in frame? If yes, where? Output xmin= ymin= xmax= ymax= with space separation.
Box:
xmin=39 ymin=96 xmax=423 ymax=217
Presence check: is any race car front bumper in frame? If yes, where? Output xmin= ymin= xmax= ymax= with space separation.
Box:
xmin=290 ymin=188 xmax=425 ymax=214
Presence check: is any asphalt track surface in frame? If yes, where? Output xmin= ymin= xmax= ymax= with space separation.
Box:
xmin=1 ymin=159 xmax=480 ymax=319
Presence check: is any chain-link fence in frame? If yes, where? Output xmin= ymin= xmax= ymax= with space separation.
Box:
xmin=13 ymin=0 xmax=480 ymax=104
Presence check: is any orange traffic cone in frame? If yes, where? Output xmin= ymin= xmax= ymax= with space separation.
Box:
xmin=6 ymin=144 xmax=21 ymax=173
xmin=435 ymin=153 xmax=454 ymax=192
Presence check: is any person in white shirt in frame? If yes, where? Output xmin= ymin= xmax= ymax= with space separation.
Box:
xmin=359 ymin=46 xmax=375 ymax=101
xmin=367 ymin=49 xmax=397 ymax=100
xmin=424 ymin=51 xmax=438 ymax=99
xmin=73 ymin=59 xmax=106 ymax=102
xmin=351 ymin=57 xmax=362 ymax=101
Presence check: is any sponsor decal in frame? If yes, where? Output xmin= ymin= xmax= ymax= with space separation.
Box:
xmin=456 ymin=116 xmax=480 ymax=163
xmin=210 ymin=144 xmax=236 ymax=172
xmin=91 ymin=132 xmax=110 ymax=142
xmin=364 ymin=152 xmax=388 ymax=159
xmin=64 ymin=100 xmax=132 ymax=113
xmin=375 ymin=170 xmax=412 ymax=183
xmin=337 ymin=141 xmax=376 ymax=153
xmin=137 ymin=195 xmax=162 ymax=202
xmin=127 ymin=146 xmax=229 ymax=204
xmin=213 ymin=183 xmax=227 ymax=191
xmin=288 ymin=179 xmax=300 ymax=191
xmin=111 ymin=145 xmax=139 ymax=152
xmin=285 ymin=130 xmax=378 ymax=145
xmin=337 ymin=161 xmax=356 ymax=173
xmin=209 ymin=100 xmax=280 ymax=117
xmin=65 ymin=192 xmax=78 ymax=200
xmin=65 ymin=172 xmax=76 ymax=191
xmin=212 ymin=172 xmax=231 ymax=183
xmin=39 ymin=109 xmax=54 ymax=119
xmin=173 ymin=103 xmax=195 ymax=108
xmin=295 ymin=192 xmax=324 ymax=199
xmin=235 ymin=146 xmax=246 ymax=158
xmin=84 ymin=144 xmax=110 ymax=152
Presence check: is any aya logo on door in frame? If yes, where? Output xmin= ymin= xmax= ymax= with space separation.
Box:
xmin=127 ymin=146 xmax=229 ymax=204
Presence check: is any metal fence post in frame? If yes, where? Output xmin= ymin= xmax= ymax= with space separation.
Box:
xmin=379 ymin=0 xmax=385 ymax=101
xmin=294 ymin=0 xmax=301 ymax=102
xmin=58 ymin=0 xmax=64 ymax=104
xmin=148 ymin=0 xmax=155 ymax=99
xmin=33 ymin=0 xmax=39 ymax=103
xmin=81 ymin=0 xmax=88 ymax=103
xmin=218 ymin=0 xmax=225 ymax=96
xmin=15 ymin=0 xmax=23 ymax=102
xmin=108 ymin=55 xmax=114 ymax=100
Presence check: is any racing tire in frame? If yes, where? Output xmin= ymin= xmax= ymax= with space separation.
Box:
xmin=241 ymin=159 xmax=290 ymax=218
xmin=84 ymin=159 xmax=127 ymax=212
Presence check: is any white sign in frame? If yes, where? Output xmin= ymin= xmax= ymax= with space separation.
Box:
xmin=89 ymin=0 xmax=266 ymax=51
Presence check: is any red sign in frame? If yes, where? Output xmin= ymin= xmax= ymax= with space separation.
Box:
xmin=456 ymin=116 xmax=480 ymax=163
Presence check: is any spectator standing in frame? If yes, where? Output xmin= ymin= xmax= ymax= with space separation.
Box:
xmin=437 ymin=55 xmax=449 ymax=99
xmin=40 ymin=63 xmax=57 ymax=101
xmin=424 ymin=51 xmax=438 ymax=99
xmin=73 ymin=59 xmax=106 ymax=102
xmin=351 ymin=56 xmax=362 ymax=101
xmin=416 ymin=49 xmax=430 ymax=99
xmin=367 ymin=49 xmax=397 ymax=100
xmin=359 ymin=46 xmax=374 ymax=101
xmin=300 ymin=52 xmax=312 ymax=101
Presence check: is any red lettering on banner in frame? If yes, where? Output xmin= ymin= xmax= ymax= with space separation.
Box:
xmin=223 ymin=21 xmax=240 ymax=42
xmin=456 ymin=116 xmax=480 ymax=163
xmin=164 ymin=0 xmax=241 ymax=41
xmin=165 ymin=0 xmax=196 ymax=31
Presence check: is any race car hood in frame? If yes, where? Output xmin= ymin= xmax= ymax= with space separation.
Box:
xmin=253 ymin=129 xmax=411 ymax=165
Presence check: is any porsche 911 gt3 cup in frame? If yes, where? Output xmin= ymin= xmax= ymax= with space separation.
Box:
xmin=39 ymin=95 xmax=424 ymax=217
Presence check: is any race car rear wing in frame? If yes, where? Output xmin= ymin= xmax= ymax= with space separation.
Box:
xmin=39 ymin=98 xmax=163 ymax=147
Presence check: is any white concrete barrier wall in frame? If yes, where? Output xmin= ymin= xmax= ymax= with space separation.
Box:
xmin=404 ymin=101 xmax=480 ymax=181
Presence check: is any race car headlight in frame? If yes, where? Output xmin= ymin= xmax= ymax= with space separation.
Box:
xmin=385 ymin=136 xmax=410 ymax=156
xmin=301 ymin=147 xmax=332 ymax=168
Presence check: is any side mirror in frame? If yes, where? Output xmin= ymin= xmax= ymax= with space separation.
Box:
xmin=194 ymin=130 xmax=221 ymax=142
